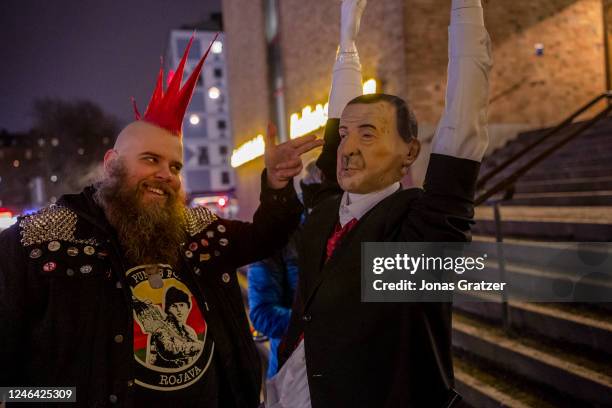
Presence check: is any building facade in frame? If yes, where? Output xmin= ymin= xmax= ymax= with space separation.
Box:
xmin=166 ymin=30 xmax=235 ymax=200
xmin=223 ymin=0 xmax=608 ymax=220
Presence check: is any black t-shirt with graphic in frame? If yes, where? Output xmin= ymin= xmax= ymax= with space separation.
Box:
xmin=126 ymin=263 xmax=218 ymax=407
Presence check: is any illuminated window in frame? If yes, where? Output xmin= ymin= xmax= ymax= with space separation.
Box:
xmin=189 ymin=114 xmax=200 ymax=125
xmin=212 ymin=40 xmax=223 ymax=54
xmin=208 ymin=87 xmax=220 ymax=99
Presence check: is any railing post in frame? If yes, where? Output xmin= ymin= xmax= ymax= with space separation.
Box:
xmin=493 ymin=200 xmax=510 ymax=333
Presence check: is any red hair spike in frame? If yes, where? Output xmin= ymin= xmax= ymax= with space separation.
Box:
xmin=131 ymin=97 xmax=141 ymax=120
xmin=137 ymin=33 xmax=219 ymax=137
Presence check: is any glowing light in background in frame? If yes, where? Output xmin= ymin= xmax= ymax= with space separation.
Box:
xmin=289 ymin=79 xmax=376 ymax=139
xmin=189 ymin=114 xmax=200 ymax=125
xmin=362 ymin=78 xmax=377 ymax=95
xmin=230 ymin=134 xmax=265 ymax=168
xmin=212 ymin=40 xmax=223 ymax=54
xmin=0 ymin=216 xmax=17 ymax=230
xmin=230 ymin=79 xmax=377 ymax=167
xmin=0 ymin=207 xmax=15 ymax=230
xmin=208 ymin=87 xmax=220 ymax=99
xmin=289 ymin=103 xmax=328 ymax=140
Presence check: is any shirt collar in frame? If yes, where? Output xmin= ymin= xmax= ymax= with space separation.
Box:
xmin=339 ymin=182 xmax=400 ymax=227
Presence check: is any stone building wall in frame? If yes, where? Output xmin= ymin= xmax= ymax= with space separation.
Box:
xmin=223 ymin=0 xmax=608 ymax=213
xmin=222 ymin=0 xmax=269 ymax=220
xmin=278 ymin=0 xmax=408 ymax=120
xmin=404 ymin=0 xmax=605 ymax=128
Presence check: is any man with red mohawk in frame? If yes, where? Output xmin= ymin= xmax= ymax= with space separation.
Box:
xmin=0 ymin=36 xmax=321 ymax=407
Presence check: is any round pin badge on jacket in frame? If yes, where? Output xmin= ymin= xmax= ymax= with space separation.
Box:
xmin=43 ymin=261 xmax=57 ymax=272
xmin=29 ymin=248 xmax=42 ymax=259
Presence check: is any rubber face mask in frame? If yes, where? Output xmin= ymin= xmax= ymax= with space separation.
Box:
xmin=337 ymin=101 xmax=412 ymax=194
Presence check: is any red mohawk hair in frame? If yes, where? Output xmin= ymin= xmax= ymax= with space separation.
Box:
xmin=132 ymin=33 xmax=219 ymax=137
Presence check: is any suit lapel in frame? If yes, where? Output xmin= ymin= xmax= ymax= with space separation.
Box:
xmin=302 ymin=188 xmax=418 ymax=310
xmin=303 ymin=203 xmax=371 ymax=310
xmin=300 ymin=197 xmax=340 ymax=305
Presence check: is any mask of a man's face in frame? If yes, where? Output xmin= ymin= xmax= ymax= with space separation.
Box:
xmin=337 ymin=101 xmax=419 ymax=194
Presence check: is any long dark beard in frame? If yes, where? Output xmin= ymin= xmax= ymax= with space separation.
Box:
xmin=94 ymin=159 xmax=187 ymax=269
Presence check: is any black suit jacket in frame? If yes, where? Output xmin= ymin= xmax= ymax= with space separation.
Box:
xmin=278 ymin=120 xmax=480 ymax=408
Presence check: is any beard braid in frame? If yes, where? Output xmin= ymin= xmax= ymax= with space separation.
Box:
xmin=93 ymin=158 xmax=187 ymax=269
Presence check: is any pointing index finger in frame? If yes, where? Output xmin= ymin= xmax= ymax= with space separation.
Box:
xmin=295 ymin=139 xmax=324 ymax=156
xmin=287 ymin=133 xmax=318 ymax=149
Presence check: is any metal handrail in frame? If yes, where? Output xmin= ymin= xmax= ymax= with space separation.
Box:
xmin=475 ymin=92 xmax=612 ymax=206
xmin=477 ymin=91 xmax=612 ymax=190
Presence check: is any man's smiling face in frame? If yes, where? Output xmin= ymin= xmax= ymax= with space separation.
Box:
xmin=104 ymin=121 xmax=185 ymax=207
xmin=96 ymin=121 xmax=188 ymax=269
xmin=337 ymin=101 xmax=417 ymax=194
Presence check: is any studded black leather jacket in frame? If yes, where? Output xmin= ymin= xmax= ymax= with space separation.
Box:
xmin=0 ymin=173 xmax=303 ymax=408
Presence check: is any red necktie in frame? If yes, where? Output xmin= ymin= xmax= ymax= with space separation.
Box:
xmin=326 ymin=218 xmax=358 ymax=261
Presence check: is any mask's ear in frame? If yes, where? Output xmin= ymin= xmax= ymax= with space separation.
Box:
xmin=103 ymin=149 xmax=119 ymax=175
xmin=407 ymin=138 xmax=421 ymax=162
xmin=401 ymin=139 xmax=421 ymax=175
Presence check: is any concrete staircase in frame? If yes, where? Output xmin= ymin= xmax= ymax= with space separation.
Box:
xmin=456 ymin=118 xmax=612 ymax=407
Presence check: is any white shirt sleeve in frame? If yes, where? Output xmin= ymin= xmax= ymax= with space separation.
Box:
xmin=431 ymin=0 xmax=492 ymax=162
xmin=328 ymin=51 xmax=363 ymax=119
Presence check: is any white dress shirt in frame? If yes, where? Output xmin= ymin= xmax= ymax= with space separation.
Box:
xmin=339 ymin=182 xmax=401 ymax=227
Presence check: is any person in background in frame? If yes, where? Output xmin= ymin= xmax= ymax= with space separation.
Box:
xmin=248 ymin=160 xmax=323 ymax=379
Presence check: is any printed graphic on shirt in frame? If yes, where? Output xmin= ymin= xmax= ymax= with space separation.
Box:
xmin=126 ymin=264 xmax=214 ymax=391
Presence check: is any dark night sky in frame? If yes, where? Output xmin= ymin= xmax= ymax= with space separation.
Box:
xmin=0 ymin=0 xmax=221 ymax=133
